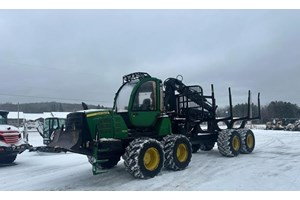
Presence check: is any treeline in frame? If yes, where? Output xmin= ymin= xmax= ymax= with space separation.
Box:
xmin=0 ymin=102 xmax=108 ymax=113
xmin=217 ymin=101 xmax=300 ymax=123
xmin=261 ymin=101 xmax=300 ymax=122
xmin=1 ymin=101 xmax=299 ymax=123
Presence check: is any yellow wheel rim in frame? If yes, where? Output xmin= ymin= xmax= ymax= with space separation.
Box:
xmin=177 ymin=143 xmax=188 ymax=163
xmin=246 ymin=134 xmax=254 ymax=149
xmin=143 ymin=147 xmax=160 ymax=171
xmin=232 ymin=135 xmax=240 ymax=151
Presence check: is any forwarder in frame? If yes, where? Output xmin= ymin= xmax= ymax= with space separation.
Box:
xmin=49 ymin=72 xmax=260 ymax=179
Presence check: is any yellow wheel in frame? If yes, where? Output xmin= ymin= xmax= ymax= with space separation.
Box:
xmin=240 ymin=129 xmax=255 ymax=154
xmin=144 ymin=147 xmax=160 ymax=171
xmin=217 ymin=130 xmax=241 ymax=157
xmin=176 ymin=143 xmax=188 ymax=163
xmin=232 ymin=135 xmax=241 ymax=152
xmin=247 ymin=134 xmax=254 ymax=149
xmin=163 ymin=135 xmax=192 ymax=171
xmin=122 ymin=138 xmax=164 ymax=179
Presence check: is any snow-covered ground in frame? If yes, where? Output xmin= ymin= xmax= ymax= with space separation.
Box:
xmin=1 ymin=129 xmax=300 ymax=191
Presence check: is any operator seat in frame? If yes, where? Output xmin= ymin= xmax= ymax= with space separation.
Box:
xmin=141 ymin=99 xmax=151 ymax=110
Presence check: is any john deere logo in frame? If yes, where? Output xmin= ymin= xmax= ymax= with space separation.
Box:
xmin=86 ymin=112 xmax=110 ymax=118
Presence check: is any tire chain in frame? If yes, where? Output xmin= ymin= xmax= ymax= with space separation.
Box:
xmin=122 ymin=137 xmax=164 ymax=179
xmin=217 ymin=129 xmax=237 ymax=157
xmin=236 ymin=129 xmax=249 ymax=154
xmin=237 ymin=129 xmax=255 ymax=154
xmin=163 ymin=134 xmax=192 ymax=170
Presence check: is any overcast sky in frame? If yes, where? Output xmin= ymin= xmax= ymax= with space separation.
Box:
xmin=0 ymin=10 xmax=299 ymax=107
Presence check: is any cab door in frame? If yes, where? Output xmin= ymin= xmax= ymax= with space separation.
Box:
xmin=129 ymin=80 xmax=160 ymax=127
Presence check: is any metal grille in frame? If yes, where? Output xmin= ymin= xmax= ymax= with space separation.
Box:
xmin=0 ymin=132 xmax=20 ymax=144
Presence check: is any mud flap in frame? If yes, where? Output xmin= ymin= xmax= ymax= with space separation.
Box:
xmin=48 ymin=130 xmax=82 ymax=152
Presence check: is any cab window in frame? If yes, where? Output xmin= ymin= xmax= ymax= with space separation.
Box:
xmin=132 ymin=81 xmax=156 ymax=111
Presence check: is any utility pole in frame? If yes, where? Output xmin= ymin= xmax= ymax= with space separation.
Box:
xmin=249 ymin=91 xmax=253 ymax=129
xmin=17 ymin=102 xmax=20 ymax=128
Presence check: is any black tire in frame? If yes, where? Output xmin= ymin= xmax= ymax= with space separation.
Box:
xmin=217 ymin=129 xmax=241 ymax=157
xmin=100 ymin=157 xmax=120 ymax=169
xmin=122 ymin=137 xmax=164 ymax=179
xmin=0 ymin=155 xmax=17 ymax=164
xmin=163 ymin=135 xmax=192 ymax=170
xmin=238 ymin=129 xmax=255 ymax=154
xmin=199 ymin=142 xmax=215 ymax=151
xmin=192 ymin=144 xmax=201 ymax=153
xmin=87 ymin=156 xmax=120 ymax=169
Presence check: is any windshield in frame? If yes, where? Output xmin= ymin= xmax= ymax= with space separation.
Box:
xmin=0 ymin=116 xmax=5 ymax=125
xmin=59 ymin=119 xmax=66 ymax=127
xmin=115 ymin=80 xmax=138 ymax=112
xmin=0 ymin=113 xmax=7 ymax=125
xmin=43 ymin=118 xmax=59 ymax=134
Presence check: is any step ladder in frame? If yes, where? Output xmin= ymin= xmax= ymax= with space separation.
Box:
xmin=91 ymin=144 xmax=111 ymax=175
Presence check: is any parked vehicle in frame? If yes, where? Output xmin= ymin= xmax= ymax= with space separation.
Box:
xmin=0 ymin=110 xmax=30 ymax=164
xmin=29 ymin=117 xmax=66 ymax=152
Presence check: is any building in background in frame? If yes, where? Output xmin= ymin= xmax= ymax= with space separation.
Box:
xmin=7 ymin=112 xmax=70 ymax=128
xmin=7 ymin=112 xmax=26 ymax=127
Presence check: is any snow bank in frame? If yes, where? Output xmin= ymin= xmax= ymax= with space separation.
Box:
xmin=1 ymin=130 xmax=300 ymax=191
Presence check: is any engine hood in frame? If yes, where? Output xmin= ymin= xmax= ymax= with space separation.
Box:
xmin=0 ymin=125 xmax=20 ymax=133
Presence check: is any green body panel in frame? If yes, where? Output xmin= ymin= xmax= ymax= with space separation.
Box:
xmin=155 ymin=117 xmax=172 ymax=136
xmin=129 ymin=111 xmax=160 ymax=127
xmin=112 ymin=114 xmax=129 ymax=139
xmin=85 ymin=110 xmax=128 ymax=140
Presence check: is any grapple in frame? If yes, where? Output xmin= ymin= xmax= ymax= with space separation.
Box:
xmin=48 ymin=129 xmax=82 ymax=153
